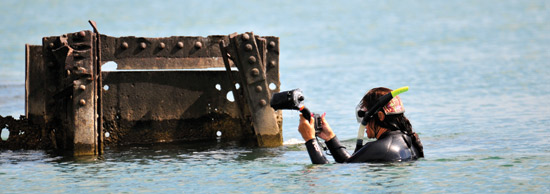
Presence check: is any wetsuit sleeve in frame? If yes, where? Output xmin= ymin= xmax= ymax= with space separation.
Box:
xmin=305 ymin=139 xmax=329 ymax=164
xmin=325 ymin=136 xmax=351 ymax=163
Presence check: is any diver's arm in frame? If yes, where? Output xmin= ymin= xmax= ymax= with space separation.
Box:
xmin=316 ymin=116 xmax=350 ymax=163
xmin=325 ymin=136 xmax=351 ymax=163
xmin=299 ymin=114 xmax=329 ymax=164
xmin=305 ymin=139 xmax=329 ymax=164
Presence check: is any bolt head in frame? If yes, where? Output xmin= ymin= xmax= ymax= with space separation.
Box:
xmin=269 ymin=41 xmax=276 ymax=48
xmin=255 ymin=86 xmax=263 ymax=92
xmin=140 ymin=42 xmax=147 ymax=49
xmin=242 ymin=34 xmax=250 ymax=41
xmin=48 ymin=42 xmax=55 ymax=48
xmin=66 ymin=70 xmax=71 ymax=77
xmin=259 ymin=99 xmax=267 ymax=106
xmin=79 ymin=99 xmax=86 ymax=106
xmin=177 ymin=42 xmax=184 ymax=48
xmin=194 ymin=41 xmax=202 ymax=49
xmin=269 ymin=60 xmax=276 ymax=67
xmin=245 ymin=44 xmax=253 ymax=51
xmin=78 ymin=31 xmax=86 ymax=37
xmin=251 ymin=68 xmax=260 ymax=76
xmin=78 ymin=67 xmax=87 ymax=73
xmin=248 ymin=56 xmax=256 ymax=64
xmin=79 ymin=85 xmax=86 ymax=91
xmin=159 ymin=42 xmax=166 ymax=49
xmin=121 ymin=42 xmax=129 ymax=49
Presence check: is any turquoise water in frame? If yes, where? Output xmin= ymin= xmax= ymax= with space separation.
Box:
xmin=1 ymin=0 xmax=550 ymax=193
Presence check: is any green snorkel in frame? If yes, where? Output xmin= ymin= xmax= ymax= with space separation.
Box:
xmin=354 ymin=86 xmax=409 ymax=153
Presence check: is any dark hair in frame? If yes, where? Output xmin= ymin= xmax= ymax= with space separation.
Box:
xmin=360 ymin=87 xmax=424 ymax=157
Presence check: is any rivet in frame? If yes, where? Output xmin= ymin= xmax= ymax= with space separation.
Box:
xmin=177 ymin=42 xmax=184 ymax=48
xmin=195 ymin=41 xmax=202 ymax=49
xmin=140 ymin=42 xmax=147 ymax=49
xmin=251 ymin=68 xmax=260 ymax=77
xmin=121 ymin=42 xmax=129 ymax=49
xmin=48 ymin=42 xmax=55 ymax=48
xmin=269 ymin=60 xmax=276 ymax=67
xmin=255 ymin=86 xmax=263 ymax=92
xmin=259 ymin=99 xmax=267 ymax=106
xmin=242 ymin=34 xmax=250 ymax=41
xmin=248 ymin=56 xmax=256 ymax=64
xmin=78 ymin=67 xmax=86 ymax=73
xmin=79 ymin=85 xmax=86 ymax=91
xmin=66 ymin=70 xmax=71 ymax=76
xmin=245 ymin=44 xmax=253 ymax=51
xmin=79 ymin=99 xmax=86 ymax=106
xmin=269 ymin=41 xmax=276 ymax=48
xmin=78 ymin=31 xmax=86 ymax=37
xmin=159 ymin=42 xmax=166 ymax=49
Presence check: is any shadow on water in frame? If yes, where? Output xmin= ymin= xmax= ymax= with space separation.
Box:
xmin=63 ymin=139 xmax=285 ymax=163
xmin=1 ymin=139 xmax=286 ymax=166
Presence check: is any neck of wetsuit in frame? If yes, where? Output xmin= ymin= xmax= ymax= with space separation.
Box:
xmin=373 ymin=115 xmax=402 ymax=139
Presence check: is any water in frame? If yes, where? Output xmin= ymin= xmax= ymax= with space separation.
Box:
xmin=1 ymin=0 xmax=550 ymax=193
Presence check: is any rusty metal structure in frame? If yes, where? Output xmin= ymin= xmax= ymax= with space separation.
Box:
xmin=1 ymin=22 xmax=283 ymax=156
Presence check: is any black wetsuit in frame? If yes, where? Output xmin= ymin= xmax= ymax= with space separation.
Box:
xmin=305 ymin=131 xmax=421 ymax=164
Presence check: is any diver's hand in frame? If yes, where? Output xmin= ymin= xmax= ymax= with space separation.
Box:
xmin=298 ymin=114 xmax=315 ymax=141
xmin=317 ymin=114 xmax=336 ymax=141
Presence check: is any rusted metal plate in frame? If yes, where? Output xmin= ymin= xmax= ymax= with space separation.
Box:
xmin=264 ymin=36 xmax=280 ymax=93
xmin=64 ymin=30 xmax=98 ymax=156
xmin=0 ymin=116 xmax=47 ymax=150
xmin=25 ymin=44 xmax=46 ymax=126
xmin=100 ymin=35 xmax=232 ymax=70
xmin=227 ymin=32 xmax=281 ymax=147
xmin=101 ymin=70 xmax=255 ymax=145
xmin=263 ymin=36 xmax=283 ymax=135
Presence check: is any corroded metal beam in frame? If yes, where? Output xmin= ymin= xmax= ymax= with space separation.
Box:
xmin=7 ymin=29 xmax=283 ymax=154
xmin=222 ymin=32 xmax=282 ymax=147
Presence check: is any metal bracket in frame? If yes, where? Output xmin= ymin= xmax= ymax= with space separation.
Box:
xmin=222 ymin=32 xmax=281 ymax=147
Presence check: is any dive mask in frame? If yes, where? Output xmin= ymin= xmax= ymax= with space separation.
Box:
xmin=355 ymin=96 xmax=405 ymax=123
xmin=355 ymin=103 xmax=367 ymax=123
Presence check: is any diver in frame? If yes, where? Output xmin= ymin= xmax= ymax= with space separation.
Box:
xmin=297 ymin=87 xmax=424 ymax=164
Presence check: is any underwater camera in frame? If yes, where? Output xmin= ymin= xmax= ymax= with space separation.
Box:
xmin=270 ymin=89 xmax=323 ymax=134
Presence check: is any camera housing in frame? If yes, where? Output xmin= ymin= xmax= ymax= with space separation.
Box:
xmin=313 ymin=113 xmax=323 ymax=135
xmin=270 ymin=88 xmax=305 ymax=110
xmin=270 ymin=89 xmax=323 ymax=135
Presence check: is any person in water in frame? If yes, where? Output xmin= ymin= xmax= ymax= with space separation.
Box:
xmin=298 ymin=87 xmax=424 ymax=164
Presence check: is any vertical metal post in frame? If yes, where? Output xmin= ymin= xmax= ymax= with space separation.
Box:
xmin=64 ymin=30 xmax=98 ymax=156
xmin=228 ymin=32 xmax=282 ymax=147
